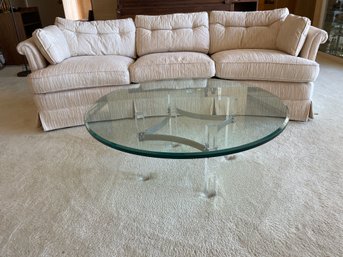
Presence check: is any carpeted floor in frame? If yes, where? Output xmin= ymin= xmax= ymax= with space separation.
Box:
xmin=0 ymin=55 xmax=342 ymax=257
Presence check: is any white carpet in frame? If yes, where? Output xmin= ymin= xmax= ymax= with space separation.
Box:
xmin=0 ymin=55 xmax=342 ymax=257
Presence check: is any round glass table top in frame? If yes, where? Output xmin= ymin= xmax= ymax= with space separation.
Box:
xmin=85 ymin=79 xmax=289 ymax=159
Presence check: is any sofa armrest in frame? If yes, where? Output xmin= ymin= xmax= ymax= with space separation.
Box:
xmin=299 ymin=26 xmax=328 ymax=61
xmin=17 ymin=37 xmax=48 ymax=71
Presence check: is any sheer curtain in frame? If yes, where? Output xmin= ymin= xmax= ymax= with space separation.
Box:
xmin=62 ymin=0 xmax=92 ymax=20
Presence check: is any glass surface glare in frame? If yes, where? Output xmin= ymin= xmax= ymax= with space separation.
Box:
xmin=85 ymin=79 xmax=289 ymax=159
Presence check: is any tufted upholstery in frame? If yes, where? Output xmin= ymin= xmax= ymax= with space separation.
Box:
xmin=209 ymin=8 xmax=289 ymax=54
xmin=135 ymin=12 xmax=210 ymax=56
xmin=55 ymin=17 xmax=136 ymax=58
xmin=16 ymin=9 xmax=328 ymax=130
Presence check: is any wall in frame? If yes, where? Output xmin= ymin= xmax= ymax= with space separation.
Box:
xmin=91 ymin=0 xmax=330 ymax=24
xmin=294 ymin=0 xmax=317 ymax=21
xmin=28 ymin=0 xmax=326 ymax=26
xmin=258 ymin=0 xmax=326 ymax=27
xmin=2 ymin=0 xmax=64 ymax=26
xmin=11 ymin=0 xmax=117 ymax=24
xmin=28 ymin=0 xmax=64 ymax=26
xmin=92 ymin=0 xmax=116 ymax=20
xmin=313 ymin=0 xmax=327 ymax=27
xmin=3 ymin=0 xmax=64 ymax=27
xmin=11 ymin=0 xmax=27 ymax=7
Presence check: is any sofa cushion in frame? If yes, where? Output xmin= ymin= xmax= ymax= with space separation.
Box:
xmin=29 ymin=55 xmax=134 ymax=94
xmin=32 ymin=25 xmax=71 ymax=64
xmin=129 ymin=52 xmax=215 ymax=83
xmin=55 ymin=17 xmax=136 ymax=58
xmin=135 ymin=12 xmax=209 ymax=56
xmin=276 ymin=14 xmax=311 ymax=56
xmin=211 ymin=49 xmax=319 ymax=83
xmin=139 ymin=79 xmax=208 ymax=90
xmin=209 ymin=8 xmax=289 ymax=54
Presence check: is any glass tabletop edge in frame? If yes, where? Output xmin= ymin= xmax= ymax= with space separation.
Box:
xmin=84 ymin=116 xmax=289 ymax=159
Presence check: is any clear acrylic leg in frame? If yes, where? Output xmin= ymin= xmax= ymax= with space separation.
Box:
xmin=202 ymin=158 xmax=217 ymax=198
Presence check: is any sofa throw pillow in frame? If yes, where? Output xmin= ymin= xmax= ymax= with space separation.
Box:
xmin=276 ymin=14 xmax=311 ymax=56
xmin=32 ymin=25 xmax=71 ymax=64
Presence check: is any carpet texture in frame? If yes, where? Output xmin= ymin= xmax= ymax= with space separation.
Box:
xmin=0 ymin=55 xmax=342 ymax=257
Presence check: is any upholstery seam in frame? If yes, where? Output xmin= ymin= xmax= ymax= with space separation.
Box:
xmin=30 ymin=70 xmax=129 ymax=80
xmin=136 ymin=25 xmax=208 ymax=31
xmin=215 ymin=61 xmax=317 ymax=66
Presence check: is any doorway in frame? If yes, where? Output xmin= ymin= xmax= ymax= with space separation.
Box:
xmin=62 ymin=0 xmax=92 ymax=20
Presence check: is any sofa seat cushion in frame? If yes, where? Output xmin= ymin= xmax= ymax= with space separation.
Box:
xmin=211 ymin=49 xmax=319 ymax=83
xmin=29 ymin=55 xmax=134 ymax=94
xmin=129 ymin=52 xmax=215 ymax=83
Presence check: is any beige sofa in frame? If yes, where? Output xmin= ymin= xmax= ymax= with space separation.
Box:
xmin=17 ymin=8 xmax=328 ymax=131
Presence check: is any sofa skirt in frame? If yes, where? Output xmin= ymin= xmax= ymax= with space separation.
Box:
xmin=33 ymin=81 xmax=314 ymax=131
xmin=34 ymin=85 xmax=138 ymax=131
xmin=241 ymin=80 xmax=314 ymax=121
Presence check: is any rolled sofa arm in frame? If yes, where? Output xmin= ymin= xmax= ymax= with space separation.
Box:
xmin=17 ymin=37 xmax=48 ymax=71
xmin=300 ymin=26 xmax=328 ymax=61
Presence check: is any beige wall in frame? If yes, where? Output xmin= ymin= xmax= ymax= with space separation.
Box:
xmin=93 ymin=0 xmax=117 ymax=20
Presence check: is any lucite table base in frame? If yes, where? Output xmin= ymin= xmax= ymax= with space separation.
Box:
xmin=85 ymin=79 xmax=289 ymax=199
xmin=201 ymin=157 xmax=217 ymax=198
xmin=135 ymin=111 xmax=233 ymax=198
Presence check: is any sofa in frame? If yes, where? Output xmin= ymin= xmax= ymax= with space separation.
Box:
xmin=17 ymin=8 xmax=328 ymax=131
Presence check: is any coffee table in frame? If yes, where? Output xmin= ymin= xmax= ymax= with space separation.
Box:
xmin=85 ymin=78 xmax=289 ymax=198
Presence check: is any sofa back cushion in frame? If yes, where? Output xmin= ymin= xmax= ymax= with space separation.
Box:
xmin=55 ymin=17 xmax=136 ymax=58
xmin=135 ymin=12 xmax=209 ymax=57
xmin=276 ymin=14 xmax=311 ymax=56
xmin=32 ymin=25 xmax=71 ymax=64
xmin=209 ymin=8 xmax=289 ymax=54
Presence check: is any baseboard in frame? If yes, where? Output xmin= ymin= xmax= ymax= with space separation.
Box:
xmin=317 ymin=51 xmax=343 ymax=64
